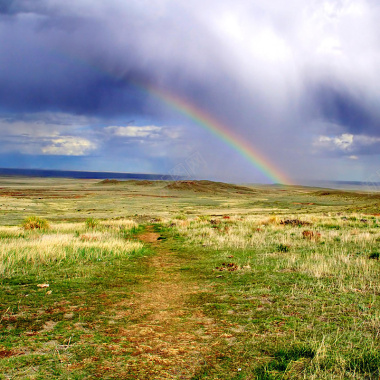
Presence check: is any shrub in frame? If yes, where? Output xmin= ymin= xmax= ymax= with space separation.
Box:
xmin=22 ymin=216 xmax=50 ymax=230
xmin=369 ymin=252 xmax=380 ymax=260
xmin=277 ymin=243 xmax=290 ymax=252
xmin=302 ymin=230 xmax=314 ymax=239
xmin=324 ymin=224 xmax=341 ymax=230
xmin=85 ymin=217 xmax=99 ymax=229
xmin=280 ymin=219 xmax=311 ymax=226
xmin=255 ymin=345 xmax=315 ymax=378
xmin=346 ymin=350 xmax=380 ymax=374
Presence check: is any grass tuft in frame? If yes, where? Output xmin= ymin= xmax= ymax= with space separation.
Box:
xmin=22 ymin=216 xmax=49 ymax=230
xmin=346 ymin=350 xmax=380 ymax=375
xmin=255 ymin=345 xmax=315 ymax=378
xmin=277 ymin=243 xmax=290 ymax=252
xmin=369 ymin=252 xmax=380 ymax=260
xmin=85 ymin=217 xmax=99 ymax=229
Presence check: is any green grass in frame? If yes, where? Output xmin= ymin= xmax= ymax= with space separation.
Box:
xmin=85 ymin=217 xmax=99 ymax=229
xmin=1 ymin=178 xmax=380 ymax=378
xmin=0 ymin=220 xmax=151 ymax=378
xmin=163 ymin=213 xmax=380 ymax=379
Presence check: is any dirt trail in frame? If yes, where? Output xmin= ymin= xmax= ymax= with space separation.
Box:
xmin=120 ymin=226 xmax=219 ymax=379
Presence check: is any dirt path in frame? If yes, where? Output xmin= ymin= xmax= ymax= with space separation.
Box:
xmin=120 ymin=226 xmax=219 ymax=379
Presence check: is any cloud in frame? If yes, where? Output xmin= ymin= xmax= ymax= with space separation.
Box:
xmin=1 ymin=0 xmax=380 ymax=181
xmin=105 ymin=126 xmax=162 ymax=138
xmin=313 ymin=133 xmax=380 ymax=155
xmin=0 ymin=112 xmax=97 ymax=156
xmin=0 ymin=0 xmax=12 ymax=14
xmin=314 ymin=133 xmax=354 ymax=151
xmin=41 ymin=136 xmax=96 ymax=156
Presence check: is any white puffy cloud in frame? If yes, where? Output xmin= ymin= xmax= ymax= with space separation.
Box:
xmin=41 ymin=136 xmax=96 ymax=156
xmin=104 ymin=125 xmax=183 ymax=142
xmin=314 ymin=133 xmax=380 ymax=153
xmin=314 ymin=133 xmax=354 ymax=151
xmin=105 ymin=126 xmax=162 ymax=138
xmin=0 ymin=112 xmax=97 ymax=156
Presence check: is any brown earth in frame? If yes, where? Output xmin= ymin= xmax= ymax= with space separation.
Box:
xmin=116 ymin=226 xmax=222 ymax=379
xmin=0 ymin=189 xmax=88 ymax=199
xmin=0 ymin=349 xmax=23 ymax=358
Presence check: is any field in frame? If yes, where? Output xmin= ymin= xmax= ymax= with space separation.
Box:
xmin=0 ymin=177 xmax=380 ymax=379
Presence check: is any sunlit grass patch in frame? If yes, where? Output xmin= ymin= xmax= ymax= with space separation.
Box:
xmin=0 ymin=225 xmax=24 ymax=238
xmin=46 ymin=219 xmax=138 ymax=233
xmin=99 ymin=219 xmax=138 ymax=230
xmin=0 ymin=220 xmax=143 ymax=276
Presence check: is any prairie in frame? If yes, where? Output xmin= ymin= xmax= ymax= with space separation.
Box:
xmin=0 ymin=177 xmax=379 ymax=379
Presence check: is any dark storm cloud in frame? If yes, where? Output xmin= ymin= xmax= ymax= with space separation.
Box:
xmin=0 ymin=9 xmax=149 ymax=115
xmin=0 ymin=0 xmax=12 ymax=14
xmin=1 ymin=0 xmax=380 ymax=181
xmin=0 ymin=0 xmax=66 ymax=16
xmin=313 ymin=85 xmax=379 ymax=136
xmin=0 ymin=1 xmax=224 ymax=114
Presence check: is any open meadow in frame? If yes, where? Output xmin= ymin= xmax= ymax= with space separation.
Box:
xmin=0 ymin=177 xmax=380 ymax=379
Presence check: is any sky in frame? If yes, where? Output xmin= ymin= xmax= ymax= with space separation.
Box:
xmin=1 ymin=0 xmax=380 ymax=184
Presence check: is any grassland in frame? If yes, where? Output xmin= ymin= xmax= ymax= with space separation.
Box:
xmin=0 ymin=177 xmax=380 ymax=379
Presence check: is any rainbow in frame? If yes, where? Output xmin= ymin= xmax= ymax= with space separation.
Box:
xmin=138 ymin=83 xmax=291 ymax=185
xmin=50 ymin=49 xmax=291 ymax=184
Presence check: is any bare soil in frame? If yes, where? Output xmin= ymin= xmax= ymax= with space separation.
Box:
xmin=118 ymin=226 xmax=220 ymax=379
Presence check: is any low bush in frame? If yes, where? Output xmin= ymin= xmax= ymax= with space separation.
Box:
xmin=277 ymin=243 xmax=290 ymax=252
xmin=22 ymin=216 xmax=49 ymax=230
xmin=85 ymin=217 xmax=99 ymax=229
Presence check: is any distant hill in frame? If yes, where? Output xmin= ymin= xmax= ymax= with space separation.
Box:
xmin=98 ymin=179 xmax=154 ymax=185
xmin=164 ymin=180 xmax=257 ymax=194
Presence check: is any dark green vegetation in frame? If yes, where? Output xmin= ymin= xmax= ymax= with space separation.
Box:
xmin=0 ymin=177 xmax=380 ymax=379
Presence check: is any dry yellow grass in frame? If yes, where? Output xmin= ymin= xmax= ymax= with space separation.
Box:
xmin=168 ymin=213 xmax=380 ymax=294
xmin=0 ymin=219 xmax=142 ymax=276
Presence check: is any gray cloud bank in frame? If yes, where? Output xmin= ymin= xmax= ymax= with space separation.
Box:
xmin=1 ymin=0 xmax=380 ymax=182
